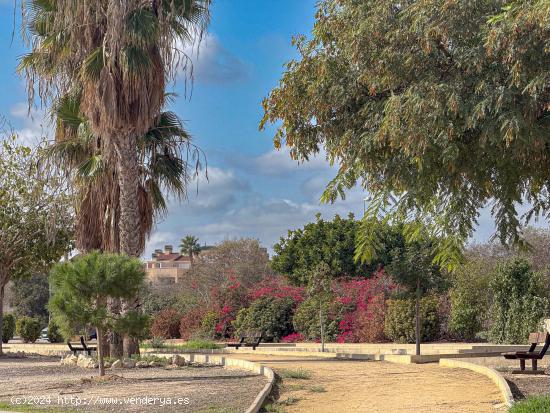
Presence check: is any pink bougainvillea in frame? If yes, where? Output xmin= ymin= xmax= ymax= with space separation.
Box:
xmin=281 ymin=332 xmax=305 ymax=343
xmin=333 ymin=270 xmax=397 ymax=343
xmin=249 ymin=276 xmax=305 ymax=303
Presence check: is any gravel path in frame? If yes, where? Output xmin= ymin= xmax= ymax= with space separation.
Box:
xmin=0 ymin=355 xmax=266 ymax=413
xmin=230 ymin=353 xmax=505 ymax=413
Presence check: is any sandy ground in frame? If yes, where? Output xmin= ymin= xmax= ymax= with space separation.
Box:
xmin=0 ymin=355 xmax=266 ymax=413
xmin=230 ymin=353 xmax=505 ymax=413
xmin=462 ymin=356 xmax=550 ymax=401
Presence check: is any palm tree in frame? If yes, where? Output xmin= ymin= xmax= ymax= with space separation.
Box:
xmin=20 ymin=0 xmax=210 ymax=356
xmin=20 ymin=0 xmax=211 ymax=258
xmin=179 ymin=235 xmax=201 ymax=264
xmin=45 ymin=92 xmax=204 ymax=254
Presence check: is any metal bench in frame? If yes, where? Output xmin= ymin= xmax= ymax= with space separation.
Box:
xmin=226 ymin=331 xmax=263 ymax=350
xmin=502 ymin=332 xmax=550 ymax=374
xmin=67 ymin=336 xmax=97 ymax=356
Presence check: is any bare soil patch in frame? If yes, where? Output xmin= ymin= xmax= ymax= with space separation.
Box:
xmin=0 ymin=355 xmax=266 ymax=413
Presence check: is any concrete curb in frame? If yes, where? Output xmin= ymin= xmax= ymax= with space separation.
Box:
xmin=150 ymin=352 xmax=275 ymax=413
xmin=439 ymin=358 xmax=514 ymax=409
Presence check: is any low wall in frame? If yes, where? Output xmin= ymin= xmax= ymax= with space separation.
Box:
xmin=439 ymin=358 xmax=513 ymax=408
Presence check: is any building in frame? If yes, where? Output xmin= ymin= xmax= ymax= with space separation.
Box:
xmin=145 ymin=245 xmax=192 ymax=286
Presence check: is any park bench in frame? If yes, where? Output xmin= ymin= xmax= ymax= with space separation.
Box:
xmin=502 ymin=332 xmax=550 ymax=374
xmin=225 ymin=331 xmax=264 ymax=350
xmin=67 ymin=336 xmax=97 ymax=356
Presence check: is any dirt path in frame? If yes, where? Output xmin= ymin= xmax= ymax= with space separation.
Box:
xmin=231 ymin=353 xmax=505 ymax=413
xmin=0 ymin=356 xmax=265 ymax=413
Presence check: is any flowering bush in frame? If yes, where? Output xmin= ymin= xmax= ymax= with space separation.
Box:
xmin=334 ymin=271 xmax=396 ymax=343
xmin=249 ymin=276 xmax=305 ymax=302
xmin=282 ymin=332 xmax=304 ymax=343
xmin=179 ymin=307 xmax=207 ymax=340
xmin=150 ymin=308 xmax=182 ymax=339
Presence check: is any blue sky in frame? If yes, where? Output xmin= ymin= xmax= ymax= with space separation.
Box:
xmin=0 ymin=0 xmax=518 ymax=256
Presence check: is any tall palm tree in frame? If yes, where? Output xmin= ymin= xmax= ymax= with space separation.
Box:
xmin=20 ymin=0 xmax=211 ymax=258
xmin=46 ymin=92 xmax=204 ymax=254
xmin=20 ymin=0 xmax=210 ymax=356
xmin=45 ymin=92 xmax=204 ymax=357
xmin=179 ymin=235 xmax=201 ymax=264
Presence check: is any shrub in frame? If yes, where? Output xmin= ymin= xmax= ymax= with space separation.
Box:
xmin=333 ymin=271 xmax=396 ymax=343
xmin=16 ymin=316 xmax=42 ymax=343
xmin=149 ymin=336 xmax=165 ymax=348
xmin=282 ymin=332 xmax=304 ymax=343
xmin=179 ymin=307 xmax=206 ymax=340
xmin=293 ymin=297 xmax=340 ymax=342
xmin=448 ymin=260 xmax=492 ymax=341
xmin=352 ymin=293 xmax=387 ymax=342
xmin=150 ymin=308 xmax=182 ymax=339
xmin=489 ymin=258 xmax=549 ymax=344
xmin=233 ymin=296 xmax=296 ymax=341
xmin=199 ymin=310 xmax=219 ymax=340
xmin=384 ymin=296 xmax=440 ymax=344
xmin=47 ymin=320 xmax=64 ymax=343
xmin=2 ymin=313 xmax=16 ymax=343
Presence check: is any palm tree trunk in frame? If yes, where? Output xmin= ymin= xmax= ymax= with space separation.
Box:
xmin=114 ymin=135 xmax=142 ymax=357
xmin=114 ymin=135 xmax=142 ymax=257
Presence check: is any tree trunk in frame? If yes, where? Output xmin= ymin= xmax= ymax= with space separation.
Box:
xmin=415 ymin=277 xmax=421 ymax=356
xmin=0 ymin=284 xmax=4 ymax=356
xmin=108 ymin=298 xmax=123 ymax=358
xmin=114 ymin=135 xmax=142 ymax=357
xmin=97 ymin=326 xmax=105 ymax=376
xmin=319 ymin=300 xmax=325 ymax=353
xmin=114 ymin=135 xmax=142 ymax=258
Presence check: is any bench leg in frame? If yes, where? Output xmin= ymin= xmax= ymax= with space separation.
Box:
xmin=520 ymin=359 xmax=526 ymax=371
xmin=532 ymin=359 xmax=538 ymax=371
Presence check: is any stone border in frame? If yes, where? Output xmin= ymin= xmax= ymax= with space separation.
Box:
xmin=150 ymin=353 xmax=275 ymax=413
xmin=439 ymin=358 xmax=514 ymax=408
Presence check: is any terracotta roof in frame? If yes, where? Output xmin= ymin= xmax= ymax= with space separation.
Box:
xmin=155 ymin=253 xmax=189 ymax=261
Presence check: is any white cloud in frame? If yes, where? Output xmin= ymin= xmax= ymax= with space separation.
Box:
xmin=176 ymin=34 xmax=249 ymax=85
xmin=171 ymin=166 xmax=249 ymax=213
xmin=252 ymin=146 xmax=332 ymax=175
xmin=9 ymin=102 xmax=52 ymax=147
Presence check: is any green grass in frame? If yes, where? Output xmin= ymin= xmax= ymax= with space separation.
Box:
xmin=141 ymin=339 xmax=223 ymax=351
xmin=0 ymin=402 xmax=78 ymax=413
xmin=195 ymin=406 xmax=238 ymax=413
xmin=509 ymin=396 xmax=550 ymax=413
xmin=310 ymin=385 xmax=326 ymax=393
xmin=263 ymin=397 xmax=301 ymax=413
xmin=263 ymin=403 xmax=286 ymax=413
xmin=278 ymin=368 xmax=312 ymax=380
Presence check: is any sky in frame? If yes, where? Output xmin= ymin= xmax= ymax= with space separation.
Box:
xmin=0 ymin=0 xmax=527 ymax=257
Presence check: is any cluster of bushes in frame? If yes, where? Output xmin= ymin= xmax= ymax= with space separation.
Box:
xmin=149 ymin=270 xmax=443 ymax=344
xmin=448 ymin=257 xmax=549 ymax=344
xmin=2 ymin=314 xmax=64 ymax=344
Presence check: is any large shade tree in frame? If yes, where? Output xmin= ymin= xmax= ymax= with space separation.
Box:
xmin=0 ymin=135 xmax=73 ymax=354
xmin=261 ymin=0 xmax=550 ymax=266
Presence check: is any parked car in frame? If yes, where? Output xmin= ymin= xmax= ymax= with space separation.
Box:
xmin=39 ymin=327 xmax=50 ymax=342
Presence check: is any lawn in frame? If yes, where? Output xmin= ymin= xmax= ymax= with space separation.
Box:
xmin=509 ymin=396 xmax=550 ymax=413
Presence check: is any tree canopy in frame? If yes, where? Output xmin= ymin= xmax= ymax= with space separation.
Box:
xmin=49 ymin=251 xmax=148 ymax=375
xmin=0 ymin=135 xmax=73 ymax=353
xmin=261 ymin=0 xmax=550 ymax=266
